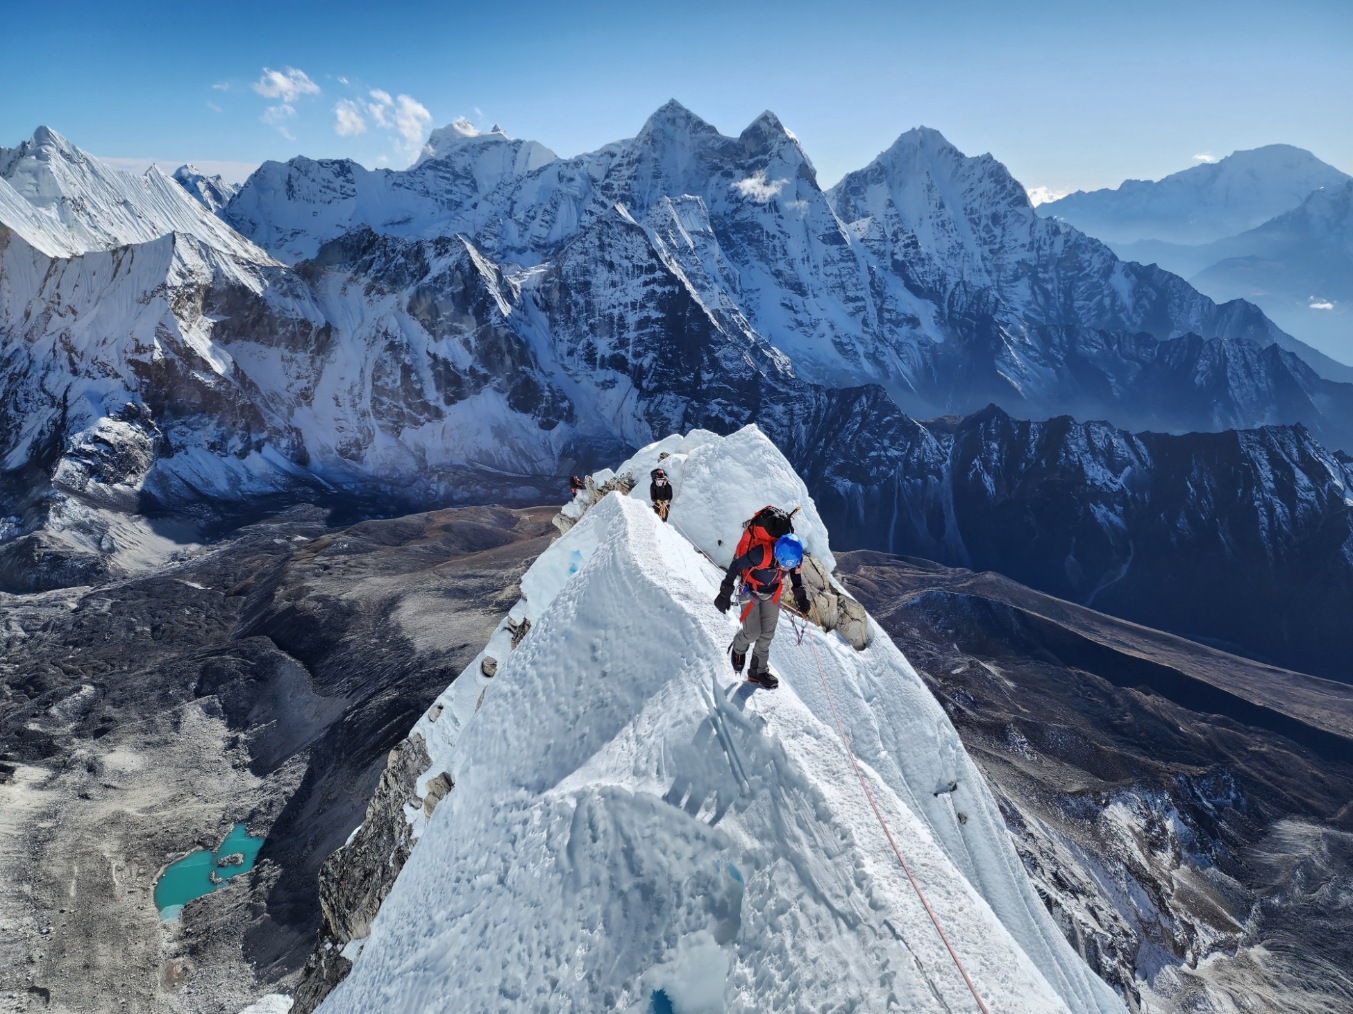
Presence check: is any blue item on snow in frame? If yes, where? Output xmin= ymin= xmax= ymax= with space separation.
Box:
xmin=773 ymin=533 xmax=804 ymax=568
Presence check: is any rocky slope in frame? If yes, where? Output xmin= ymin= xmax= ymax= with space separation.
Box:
xmin=837 ymin=551 xmax=1353 ymax=1013
xmin=0 ymin=503 xmax=555 ymax=1013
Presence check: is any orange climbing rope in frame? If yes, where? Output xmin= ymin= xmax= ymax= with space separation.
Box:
xmin=798 ymin=619 xmax=993 ymax=1014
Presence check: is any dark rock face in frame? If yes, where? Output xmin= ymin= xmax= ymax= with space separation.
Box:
xmin=290 ymin=734 xmax=432 ymax=1013
xmin=836 ymin=551 xmax=1353 ymax=1011
xmin=0 ymin=503 xmax=556 ymax=1013
xmin=802 ymin=405 xmax=1353 ymax=681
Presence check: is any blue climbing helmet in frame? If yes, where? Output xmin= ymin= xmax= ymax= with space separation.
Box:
xmin=773 ymin=533 xmax=804 ymax=569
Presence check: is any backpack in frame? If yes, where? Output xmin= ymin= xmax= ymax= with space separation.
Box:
xmin=734 ymin=505 xmax=795 ymax=575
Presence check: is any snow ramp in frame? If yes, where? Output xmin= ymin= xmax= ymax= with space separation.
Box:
xmin=320 ymin=429 xmax=1124 ymax=1013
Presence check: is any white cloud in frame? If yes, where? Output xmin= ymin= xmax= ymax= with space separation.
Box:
xmin=733 ymin=171 xmax=788 ymax=203
xmin=1193 ymin=152 xmax=1218 ymax=164
xmin=262 ymin=103 xmax=297 ymax=140
xmin=337 ymin=75 xmax=350 ymax=86
xmin=207 ymin=101 xmax=223 ymax=113
xmin=252 ymin=67 xmax=321 ymax=103
xmin=392 ymin=95 xmax=433 ymax=153
xmin=263 ymin=104 xmax=296 ymax=125
xmin=212 ymin=81 xmax=231 ymax=92
xmin=1309 ymin=297 xmax=1335 ymax=310
xmin=1026 ymin=186 xmax=1068 ymax=207
xmin=361 ymin=89 xmax=433 ymax=161
xmin=367 ymin=89 xmax=394 ymax=128
xmin=334 ymin=99 xmax=367 ymax=137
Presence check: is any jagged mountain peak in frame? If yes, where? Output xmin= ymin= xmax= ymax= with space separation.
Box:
xmin=4 ymin=125 xmax=80 ymax=164
xmin=831 ymin=124 xmax=1033 ymax=237
xmin=638 ymin=99 xmax=721 ymax=144
xmin=171 ymin=163 xmax=241 ymax=214
xmin=415 ymin=117 xmax=556 ymax=171
xmin=738 ymin=108 xmax=792 ymax=144
xmin=736 ymin=109 xmax=814 ymax=174
xmin=878 ymin=127 xmax=1019 ymax=194
xmin=0 ymin=126 xmax=268 ymax=262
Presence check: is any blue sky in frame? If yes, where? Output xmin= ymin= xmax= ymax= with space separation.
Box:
xmin=2 ymin=0 xmax=1349 ymax=196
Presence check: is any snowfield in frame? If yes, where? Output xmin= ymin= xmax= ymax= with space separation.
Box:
xmin=320 ymin=428 xmax=1123 ymax=1013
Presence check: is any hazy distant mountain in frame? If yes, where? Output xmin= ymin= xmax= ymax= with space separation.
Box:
xmin=1041 ymin=148 xmax=1352 ymax=365
xmin=1140 ymin=181 xmax=1352 ymax=365
xmin=1040 ymin=144 xmax=1350 ymax=246
xmin=171 ymin=163 xmax=240 ymax=214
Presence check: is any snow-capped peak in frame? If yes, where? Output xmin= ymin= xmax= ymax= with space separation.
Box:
xmin=638 ymin=99 xmax=722 ymax=147
xmin=319 ymin=427 xmax=1124 ymax=1014
xmin=1040 ymin=143 xmax=1352 ymax=245
xmin=414 ymin=117 xmax=555 ymax=170
xmin=0 ymin=126 xmax=270 ymax=262
xmin=0 ymin=125 xmax=81 ymax=172
xmin=737 ymin=110 xmax=815 ymax=175
xmin=872 ymin=126 xmax=1030 ymax=210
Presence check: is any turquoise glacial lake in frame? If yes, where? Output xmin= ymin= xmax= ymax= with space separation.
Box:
xmin=154 ymin=823 xmax=264 ymax=920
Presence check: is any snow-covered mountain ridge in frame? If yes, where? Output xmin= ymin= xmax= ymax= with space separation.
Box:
xmin=4 ymin=107 xmax=1353 ymax=622
xmin=1040 ymin=144 xmax=1351 ymax=246
xmin=0 ymin=126 xmax=270 ymax=262
xmin=304 ymin=427 xmax=1124 ymax=1013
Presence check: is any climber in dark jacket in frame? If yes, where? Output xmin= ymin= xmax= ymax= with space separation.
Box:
xmin=569 ymin=474 xmax=587 ymax=498
xmin=713 ymin=534 xmax=808 ymax=689
xmin=650 ymin=467 xmax=673 ymax=522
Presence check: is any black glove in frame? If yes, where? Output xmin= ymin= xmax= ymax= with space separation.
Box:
xmin=714 ymin=591 xmax=731 ymax=614
xmin=794 ymin=590 xmax=810 ymax=614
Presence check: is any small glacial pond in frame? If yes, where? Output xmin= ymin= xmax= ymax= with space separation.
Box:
xmin=154 ymin=823 xmax=264 ymax=920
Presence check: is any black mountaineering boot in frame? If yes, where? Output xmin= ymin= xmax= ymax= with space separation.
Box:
xmin=730 ymin=648 xmax=746 ymax=674
xmin=748 ymin=669 xmax=780 ymax=690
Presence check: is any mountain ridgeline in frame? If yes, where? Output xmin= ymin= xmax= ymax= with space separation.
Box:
xmin=2 ymin=107 xmax=1352 ymax=677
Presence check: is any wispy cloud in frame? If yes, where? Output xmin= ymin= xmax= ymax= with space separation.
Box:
xmin=733 ymin=171 xmax=788 ymax=203
xmin=252 ymin=67 xmax=321 ymax=103
xmin=262 ymin=103 xmax=297 ymax=141
xmin=334 ymin=99 xmax=367 ymax=137
xmin=392 ymin=96 xmax=432 ymax=156
xmin=1309 ymin=297 xmax=1335 ymax=310
xmin=207 ymin=101 xmax=223 ymax=114
xmin=361 ymin=89 xmax=433 ymax=160
xmin=212 ymin=81 xmax=231 ymax=92
xmin=1026 ymin=186 xmax=1068 ymax=207
xmin=1193 ymin=153 xmax=1218 ymax=164
xmin=250 ymin=67 xmax=320 ymax=139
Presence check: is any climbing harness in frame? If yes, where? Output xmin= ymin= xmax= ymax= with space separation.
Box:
xmin=800 ymin=628 xmax=992 ymax=1014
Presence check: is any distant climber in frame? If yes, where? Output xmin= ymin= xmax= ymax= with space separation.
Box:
xmin=569 ymin=474 xmax=587 ymax=498
xmin=713 ymin=507 xmax=810 ymax=689
xmin=650 ymin=467 xmax=673 ymax=522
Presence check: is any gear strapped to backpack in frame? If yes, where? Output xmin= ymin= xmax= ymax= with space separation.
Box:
xmin=735 ymin=505 xmax=795 ymax=597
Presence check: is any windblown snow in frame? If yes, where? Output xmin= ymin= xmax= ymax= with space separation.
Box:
xmin=320 ymin=428 xmax=1123 ymax=1013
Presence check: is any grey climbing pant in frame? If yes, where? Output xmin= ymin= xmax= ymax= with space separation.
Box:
xmin=732 ymin=592 xmax=780 ymax=675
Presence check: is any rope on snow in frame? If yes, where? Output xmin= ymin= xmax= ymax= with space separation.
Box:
xmin=800 ymin=626 xmax=992 ymax=1014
